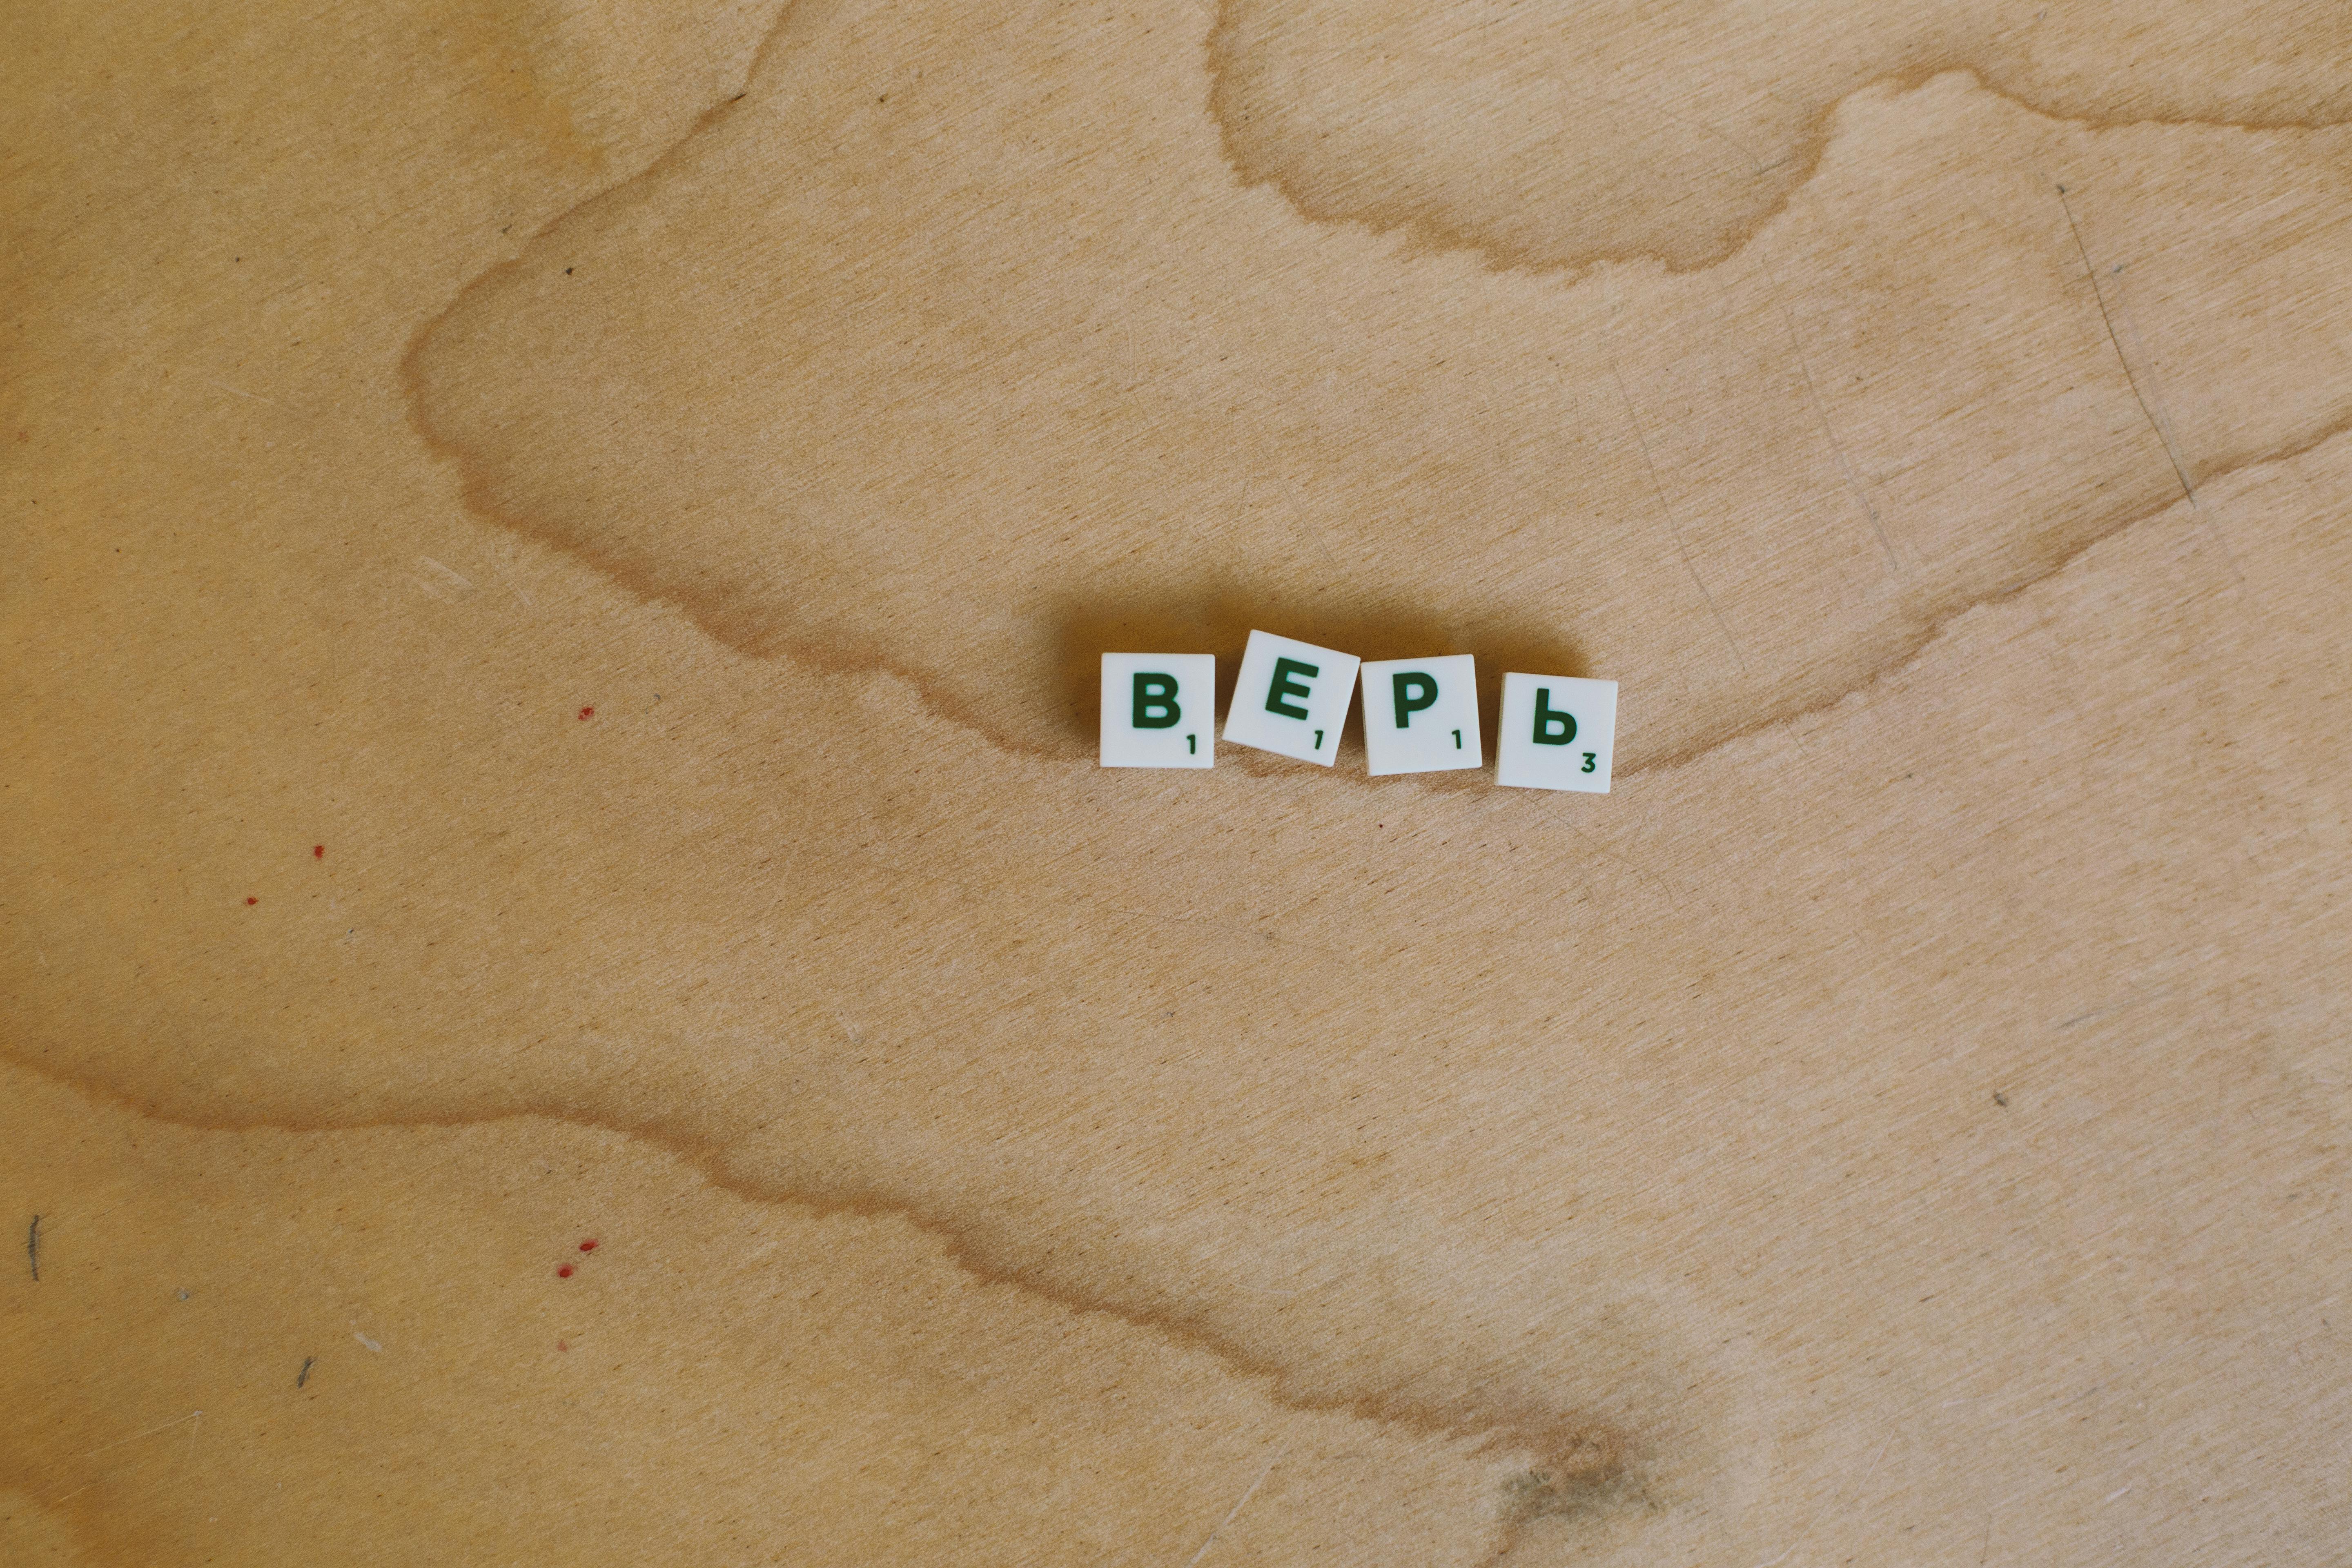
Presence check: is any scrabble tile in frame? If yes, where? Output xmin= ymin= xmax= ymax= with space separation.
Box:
xmin=1099 ymin=653 xmax=1215 ymax=768
xmin=1496 ymin=673 xmax=1617 ymax=793
xmin=1359 ymin=655 xmax=1482 ymax=777
xmin=1222 ymin=630 xmax=1359 ymax=766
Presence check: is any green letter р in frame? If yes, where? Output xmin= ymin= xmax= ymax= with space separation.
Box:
xmin=1392 ymin=671 xmax=1438 ymax=728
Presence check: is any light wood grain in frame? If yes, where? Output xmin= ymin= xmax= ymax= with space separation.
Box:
xmin=5 ymin=1 xmax=2348 ymax=1562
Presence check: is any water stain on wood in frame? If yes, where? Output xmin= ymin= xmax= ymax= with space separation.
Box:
xmin=406 ymin=0 xmax=2352 ymax=775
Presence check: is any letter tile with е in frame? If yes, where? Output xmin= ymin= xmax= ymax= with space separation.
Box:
xmin=1099 ymin=653 xmax=1216 ymax=768
xmin=1221 ymin=630 xmax=1359 ymax=766
xmin=1359 ymin=655 xmax=1482 ymax=776
xmin=1496 ymin=673 xmax=1617 ymax=793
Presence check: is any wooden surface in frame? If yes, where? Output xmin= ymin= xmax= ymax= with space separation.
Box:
xmin=6 ymin=1 xmax=2350 ymax=1561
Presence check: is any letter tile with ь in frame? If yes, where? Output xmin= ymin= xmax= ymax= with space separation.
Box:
xmin=1496 ymin=673 xmax=1616 ymax=793
xmin=1099 ymin=653 xmax=1216 ymax=768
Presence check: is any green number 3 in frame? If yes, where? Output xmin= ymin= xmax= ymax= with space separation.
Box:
xmin=1581 ymin=753 xmax=1596 ymax=773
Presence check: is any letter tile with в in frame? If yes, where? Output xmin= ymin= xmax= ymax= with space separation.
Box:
xmin=1221 ymin=630 xmax=1359 ymax=766
xmin=1099 ymin=653 xmax=1216 ymax=768
xmin=1496 ymin=673 xmax=1617 ymax=793
xmin=1359 ymin=655 xmax=1482 ymax=776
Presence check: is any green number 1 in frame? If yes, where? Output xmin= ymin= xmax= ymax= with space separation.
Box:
xmin=1313 ymin=729 xmax=1324 ymax=749
xmin=1452 ymin=728 xmax=1462 ymax=749
xmin=1187 ymin=734 xmax=1196 ymax=754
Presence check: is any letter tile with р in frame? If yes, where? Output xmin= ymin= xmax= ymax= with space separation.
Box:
xmin=1222 ymin=630 xmax=1359 ymax=766
xmin=1496 ymin=673 xmax=1617 ymax=793
xmin=1359 ymin=655 xmax=1481 ymax=776
xmin=1099 ymin=653 xmax=1216 ymax=768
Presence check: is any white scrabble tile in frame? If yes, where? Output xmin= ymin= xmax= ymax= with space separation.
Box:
xmin=1099 ymin=653 xmax=1216 ymax=768
xmin=1359 ymin=655 xmax=1482 ymax=777
xmin=1222 ymin=630 xmax=1359 ymax=766
xmin=1496 ymin=673 xmax=1617 ymax=793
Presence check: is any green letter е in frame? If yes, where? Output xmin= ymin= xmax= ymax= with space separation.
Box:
xmin=1266 ymin=657 xmax=1318 ymax=720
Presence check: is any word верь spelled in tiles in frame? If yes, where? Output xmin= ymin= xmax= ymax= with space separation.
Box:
xmin=1100 ymin=630 xmax=1616 ymax=793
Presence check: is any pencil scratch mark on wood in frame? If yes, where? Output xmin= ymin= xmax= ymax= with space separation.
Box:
xmin=1631 ymin=411 xmax=2352 ymax=777
xmin=2056 ymin=986 xmax=2178 ymax=1029
xmin=1757 ymin=258 xmax=1898 ymax=572
xmin=197 ymin=376 xmax=286 ymax=411
xmin=1602 ymin=323 xmax=1749 ymax=677
xmin=2052 ymin=180 xmax=2245 ymax=586
xmin=1753 ymin=1430 xmax=1891 ymax=1568
xmin=1184 ymin=1446 xmax=1282 ymax=1567
xmin=46 ymin=1409 xmax=206 ymax=1506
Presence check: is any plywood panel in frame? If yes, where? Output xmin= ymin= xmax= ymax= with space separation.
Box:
xmin=6 ymin=1 xmax=2348 ymax=1561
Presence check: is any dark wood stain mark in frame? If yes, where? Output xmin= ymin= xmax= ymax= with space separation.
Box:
xmin=6 ymin=1051 xmax=1665 ymax=1526
xmin=398 ymin=0 xmax=2352 ymax=784
xmin=1205 ymin=1 xmax=2352 ymax=279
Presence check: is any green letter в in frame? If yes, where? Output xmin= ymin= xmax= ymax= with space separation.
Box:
xmin=1132 ymin=672 xmax=1181 ymax=729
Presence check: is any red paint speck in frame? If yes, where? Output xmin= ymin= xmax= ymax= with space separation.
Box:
xmin=557 ymin=1265 xmax=574 ymax=1278
xmin=313 ymin=845 xmax=325 ymax=859
xmin=245 ymin=896 xmax=258 ymax=905
xmin=557 ymin=1340 xmax=569 ymax=1352
xmin=578 ymin=706 xmax=595 ymax=721
xmin=579 ymin=1240 xmax=598 ymax=1252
